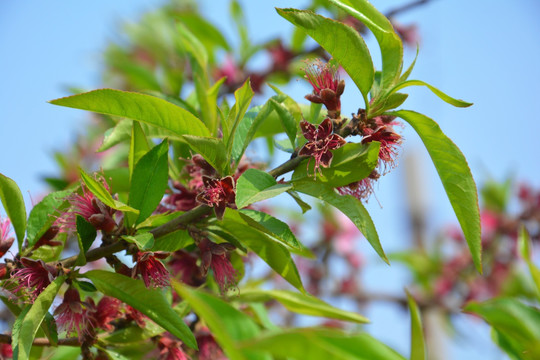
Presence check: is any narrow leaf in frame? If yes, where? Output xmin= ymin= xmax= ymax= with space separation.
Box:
xmin=393 ymin=110 xmax=481 ymax=272
xmin=236 ymin=169 xmax=292 ymax=209
xmin=389 ymin=80 xmax=473 ymax=107
xmin=14 ymin=276 xmax=65 ymax=360
xmin=518 ymin=226 xmax=540 ymax=299
xmin=406 ymin=291 xmax=426 ymax=360
xmin=50 ymin=89 xmax=210 ymax=138
xmin=128 ymin=140 xmax=169 ymax=224
xmin=238 ymin=289 xmax=369 ymax=323
xmin=80 ymin=169 xmax=139 ymax=215
xmin=294 ymin=180 xmax=387 ymax=264
xmin=84 ymin=270 xmax=197 ymax=350
xmin=238 ymin=328 xmax=406 ymax=360
xmin=225 ymin=79 xmax=255 ymax=158
xmin=128 ymin=121 xmax=150 ymax=178
xmin=75 ymin=216 xmax=97 ymax=266
xmin=270 ymin=99 xmax=297 ymax=148
xmin=173 ymin=282 xmax=271 ymax=360
xmin=0 ymin=174 xmax=27 ymax=251
xmin=277 ymin=8 xmax=373 ymax=102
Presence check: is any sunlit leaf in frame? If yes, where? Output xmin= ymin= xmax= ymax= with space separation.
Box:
xmin=393 ymin=110 xmax=481 ymax=272
xmin=235 ymin=169 xmax=292 ymax=209
xmin=0 ymin=174 xmax=27 ymax=251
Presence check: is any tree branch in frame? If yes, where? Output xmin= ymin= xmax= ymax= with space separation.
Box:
xmin=0 ymin=334 xmax=80 ymax=347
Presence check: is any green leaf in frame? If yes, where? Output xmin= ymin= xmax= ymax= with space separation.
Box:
xmin=238 ymin=209 xmax=312 ymax=258
xmin=26 ymin=190 xmax=72 ymax=247
xmin=406 ymin=291 xmax=426 ymax=360
xmin=75 ymin=216 xmax=97 ymax=266
xmin=465 ymin=298 xmax=540 ymax=359
xmin=182 ymin=136 xmax=228 ymax=176
xmin=270 ymin=99 xmax=297 ymax=148
xmin=231 ymin=100 xmax=275 ymax=165
xmin=128 ymin=140 xmax=169 ymax=224
xmin=327 ymin=0 xmax=403 ymax=91
xmin=237 ymin=289 xmax=368 ymax=323
xmin=388 ymin=80 xmax=473 ymax=107
xmin=13 ymin=276 xmax=65 ymax=360
xmin=0 ymin=174 xmax=27 ymax=251
xmin=235 ymin=169 xmax=292 ymax=209
xmin=294 ymin=180 xmax=387 ymax=264
xmin=84 ymin=270 xmax=197 ymax=350
xmin=238 ymin=328 xmax=406 ymax=360
xmin=80 ymin=169 xmax=139 ymax=215
xmin=176 ymin=12 xmax=230 ymax=52
xmin=122 ymin=233 xmax=155 ymax=251
xmin=393 ymin=110 xmax=481 ymax=272
xmin=277 ymin=8 xmax=373 ymax=104
xmin=224 ymin=79 xmax=255 ymax=160
xmin=49 ymin=89 xmax=210 ymax=138
xmin=292 ymin=142 xmax=380 ymax=188
xmin=287 ymin=190 xmax=312 ymax=213
xmin=220 ymin=209 xmax=304 ymax=291
xmin=519 ymin=226 xmax=540 ymax=299
xmin=172 ymin=281 xmax=271 ymax=360
xmin=98 ymin=119 xmax=132 ymax=152
xmin=128 ymin=121 xmax=150 ymax=179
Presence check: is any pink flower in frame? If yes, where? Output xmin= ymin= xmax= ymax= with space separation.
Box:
xmin=196 ymin=176 xmax=236 ymax=220
xmin=10 ymin=258 xmax=57 ymax=301
xmin=268 ymin=41 xmax=295 ymax=73
xmin=199 ymin=239 xmax=237 ymax=294
xmin=54 ymin=288 xmax=98 ymax=340
xmin=299 ymin=118 xmax=346 ymax=177
xmin=62 ymin=184 xmax=116 ymax=233
xmin=304 ymin=60 xmax=345 ymax=117
xmin=197 ymin=328 xmax=227 ymax=360
xmin=133 ymin=252 xmax=170 ymax=289
xmin=0 ymin=343 xmax=12 ymax=359
xmin=361 ymin=126 xmax=402 ymax=172
xmin=157 ymin=333 xmax=188 ymax=360
xmin=0 ymin=217 xmax=14 ymax=258
xmin=125 ymin=305 xmax=147 ymax=327
xmin=392 ymin=22 xmax=420 ymax=47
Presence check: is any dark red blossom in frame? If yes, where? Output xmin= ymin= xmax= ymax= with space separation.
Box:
xmin=0 ymin=217 xmax=14 ymax=258
xmin=32 ymin=225 xmax=62 ymax=250
xmin=169 ymin=250 xmax=201 ymax=286
xmin=133 ymin=252 xmax=170 ymax=288
xmin=268 ymin=40 xmax=295 ymax=73
xmin=361 ymin=126 xmax=402 ymax=172
xmin=198 ymin=238 xmax=237 ymax=294
xmin=197 ymin=328 xmax=227 ymax=360
xmin=0 ymin=343 xmax=12 ymax=359
xmin=62 ymin=184 xmax=116 ymax=233
xmin=157 ymin=333 xmax=188 ymax=360
xmin=392 ymin=22 xmax=420 ymax=47
xmin=95 ymin=296 xmax=122 ymax=332
xmin=125 ymin=305 xmax=146 ymax=327
xmin=304 ymin=60 xmax=345 ymax=117
xmin=196 ymin=176 xmax=236 ymax=220
xmin=54 ymin=287 xmax=98 ymax=340
xmin=10 ymin=258 xmax=57 ymax=301
xmin=299 ymin=118 xmax=346 ymax=176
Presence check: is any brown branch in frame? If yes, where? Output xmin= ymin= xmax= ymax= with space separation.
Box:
xmin=386 ymin=0 xmax=432 ymax=19
xmin=0 ymin=334 xmax=80 ymax=347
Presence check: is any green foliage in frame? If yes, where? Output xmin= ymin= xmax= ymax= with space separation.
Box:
xmin=84 ymin=270 xmax=197 ymax=349
xmin=128 ymin=139 xmax=169 ymax=224
xmin=50 ymin=89 xmax=210 ymax=138
xmin=75 ymin=215 xmax=97 ymax=266
xmin=0 ymin=173 xmax=26 ymax=251
xmin=26 ymin=190 xmax=71 ymax=247
xmin=237 ymin=289 xmax=368 ymax=323
xmin=235 ymin=169 xmax=292 ymax=209
xmin=393 ymin=110 xmax=482 ymax=272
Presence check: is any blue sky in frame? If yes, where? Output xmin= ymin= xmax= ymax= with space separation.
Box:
xmin=1 ymin=0 xmax=540 ymax=358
